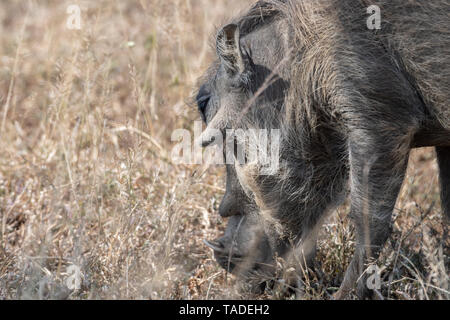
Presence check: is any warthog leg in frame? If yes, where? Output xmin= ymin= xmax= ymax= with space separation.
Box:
xmin=335 ymin=131 xmax=412 ymax=299
xmin=436 ymin=147 xmax=450 ymax=245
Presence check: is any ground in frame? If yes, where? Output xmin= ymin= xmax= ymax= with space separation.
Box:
xmin=0 ymin=0 xmax=448 ymax=299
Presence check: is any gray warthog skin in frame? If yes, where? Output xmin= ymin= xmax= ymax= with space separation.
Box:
xmin=197 ymin=0 xmax=450 ymax=299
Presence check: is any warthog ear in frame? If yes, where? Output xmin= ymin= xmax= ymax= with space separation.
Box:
xmin=216 ymin=24 xmax=247 ymax=76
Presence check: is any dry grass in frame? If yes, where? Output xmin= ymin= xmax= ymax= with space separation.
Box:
xmin=0 ymin=0 xmax=447 ymax=300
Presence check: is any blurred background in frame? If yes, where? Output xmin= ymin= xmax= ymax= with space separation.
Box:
xmin=0 ymin=0 xmax=447 ymax=299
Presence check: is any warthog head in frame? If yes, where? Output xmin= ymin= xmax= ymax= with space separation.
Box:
xmin=196 ymin=2 xmax=345 ymax=281
xmin=197 ymin=5 xmax=293 ymax=278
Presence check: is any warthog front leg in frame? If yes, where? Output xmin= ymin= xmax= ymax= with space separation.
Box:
xmin=436 ymin=146 xmax=450 ymax=245
xmin=335 ymin=131 xmax=411 ymax=299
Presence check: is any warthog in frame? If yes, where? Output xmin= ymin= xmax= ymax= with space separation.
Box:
xmin=197 ymin=0 xmax=450 ymax=298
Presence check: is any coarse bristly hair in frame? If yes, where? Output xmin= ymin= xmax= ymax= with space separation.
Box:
xmin=191 ymin=0 xmax=450 ymax=299
xmin=210 ymin=0 xmax=449 ymax=238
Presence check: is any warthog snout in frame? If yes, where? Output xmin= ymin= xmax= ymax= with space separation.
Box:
xmin=204 ymin=215 xmax=273 ymax=275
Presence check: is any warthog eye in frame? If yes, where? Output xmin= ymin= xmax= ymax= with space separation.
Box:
xmin=197 ymin=95 xmax=210 ymax=122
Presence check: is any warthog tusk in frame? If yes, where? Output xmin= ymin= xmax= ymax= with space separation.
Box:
xmin=203 ymin=239 xmax=225 ymax=252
